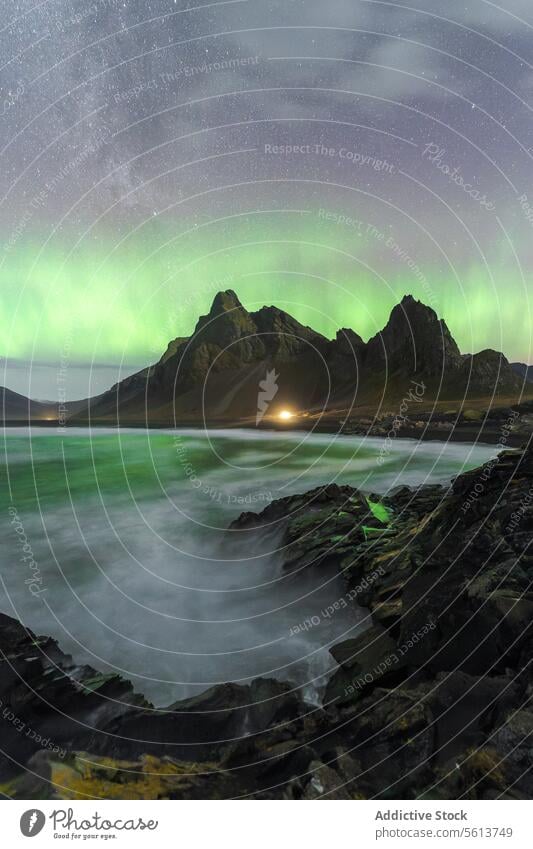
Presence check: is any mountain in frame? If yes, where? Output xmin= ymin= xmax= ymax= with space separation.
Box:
xmin=324 ymin=294 xmax=522 ymax=405
xmin=0 ymin=387 xmax=54 ymax=422
xmin=511 ymin=362 xmax=533 ymax=383
xmin=71 ymin=291 xmax=329 ymax=424
xmin=364 ymin=294 xmax=462 ymax=376
xmin=69 ymin=291 xmax=525 ymax=426
xmin=167 ymin=290 xmax=327 ymax=392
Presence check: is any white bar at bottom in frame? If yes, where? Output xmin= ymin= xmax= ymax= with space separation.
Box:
xmin=2 ymin=799 xmax=531 ymax=848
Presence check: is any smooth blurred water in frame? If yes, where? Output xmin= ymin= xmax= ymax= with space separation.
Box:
xmin=0 ymin=427 xmax=497 ymax=706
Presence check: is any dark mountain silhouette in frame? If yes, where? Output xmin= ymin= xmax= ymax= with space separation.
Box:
xmin=511 ymin=362 xmax=533 ymax=383
xmin=67 ymin=290 xmax=329 ymax=423
xmin=1 ymin=386 xmax=106 ymax=424
xmin=66 ymin=290 xmax=524 ymax=425
xmin=1 ymin=387 xmax=54 ymax=422
xmin=1 ymin=292 xmax=527 ymax=425
xmin=364 ymin=294 xmax=462 ymax=376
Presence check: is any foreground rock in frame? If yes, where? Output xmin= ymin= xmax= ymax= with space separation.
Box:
xmin=231 ymin=442 xmax=533 ymax=799
xmin=2 ymin=442 xmax=533 ymax=799
xmin=69 ymin=290 xmax=529 ymax=427
xmin=0 ymin=615 xmax=307 ymax=797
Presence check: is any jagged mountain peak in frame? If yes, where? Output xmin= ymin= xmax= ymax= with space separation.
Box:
xmin=69 ymin=292 xmax=526 ymax=424
xmin=208 ymin=289 xmax=244 ymax=316
xmin=158 ymin=336 xmax=188 ymax=364
xmin=194 ymin=290 xmax=256 ymax=340
xmin=396 ymin=293 xmax=438 ymax=321
xmin=252 ymin=303 xmax=325 ymax=337
xmin=365 ymin=293 xmax=461 ymax=376
xmin=336 ymin=327 xmax=365 ymax=347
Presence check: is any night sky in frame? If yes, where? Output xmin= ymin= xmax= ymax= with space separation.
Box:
xmin=1 ymin=0 xmax=533 ymax=399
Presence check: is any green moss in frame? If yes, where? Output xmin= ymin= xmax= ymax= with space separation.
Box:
xmin=366 ymin=498 xmax=393 ymax=524
xmin=362 ymin=525 xmax=395 ymax=541
xmin=463 ymin=409 xmax=483 ymax=422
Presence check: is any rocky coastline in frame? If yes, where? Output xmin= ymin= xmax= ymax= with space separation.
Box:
xmin=1 ymin=440 xmax=532 ymax=799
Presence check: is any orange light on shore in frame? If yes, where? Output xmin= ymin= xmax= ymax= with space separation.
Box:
xmin=278 ymin=410 xmax=294 ymax=421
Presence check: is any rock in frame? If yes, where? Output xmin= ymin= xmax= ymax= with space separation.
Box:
xmin=92 ymin=677 xmax=305 ymax=764
xmin=4 ymin=440 xmax=533 ymax=798
xmin=230 ymin=485 xmax=395 ymax=574
xmin=4 ymin=748 xmax=240 ymax=800
xmin=0 ymin=613 xmax=148 ymax=781
xmin=325 ymin=625 xmax=404 ymax=706
xmin=300 ymin=759 xmax=354 ymax=799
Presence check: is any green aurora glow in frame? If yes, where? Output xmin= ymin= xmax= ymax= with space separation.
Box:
xmin=2 ymin=219 xmax=532 ymax=367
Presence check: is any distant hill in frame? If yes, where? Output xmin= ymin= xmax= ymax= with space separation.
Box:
xmin=68 ymin=291 xmax=526 ymax=426
xmin=0 ymin=387 xmax=54 ymax=422
xmin=0 ymin=388 xmax=98 ymax=423
xmin=3 ymin=293 xmax=527 ymax=425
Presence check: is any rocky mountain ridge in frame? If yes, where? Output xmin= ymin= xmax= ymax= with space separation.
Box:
xmin=2 ymin=292 xmax=529 ymax=424
xmin=72 ymin=291 xmax=526 ymax=424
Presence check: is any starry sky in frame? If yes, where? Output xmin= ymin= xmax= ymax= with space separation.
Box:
xmin=1 ymin=0 xmax=533 ymax=399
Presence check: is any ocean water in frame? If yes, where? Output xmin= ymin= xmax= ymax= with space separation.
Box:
xmin=0 ymin=427 xmax=497 ymax=706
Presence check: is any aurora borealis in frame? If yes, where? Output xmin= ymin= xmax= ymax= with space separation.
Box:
xmin=3 ymin=0 xmax=533 ymax=811
xmin=1 ymin=0 xmax=533 ymax=399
